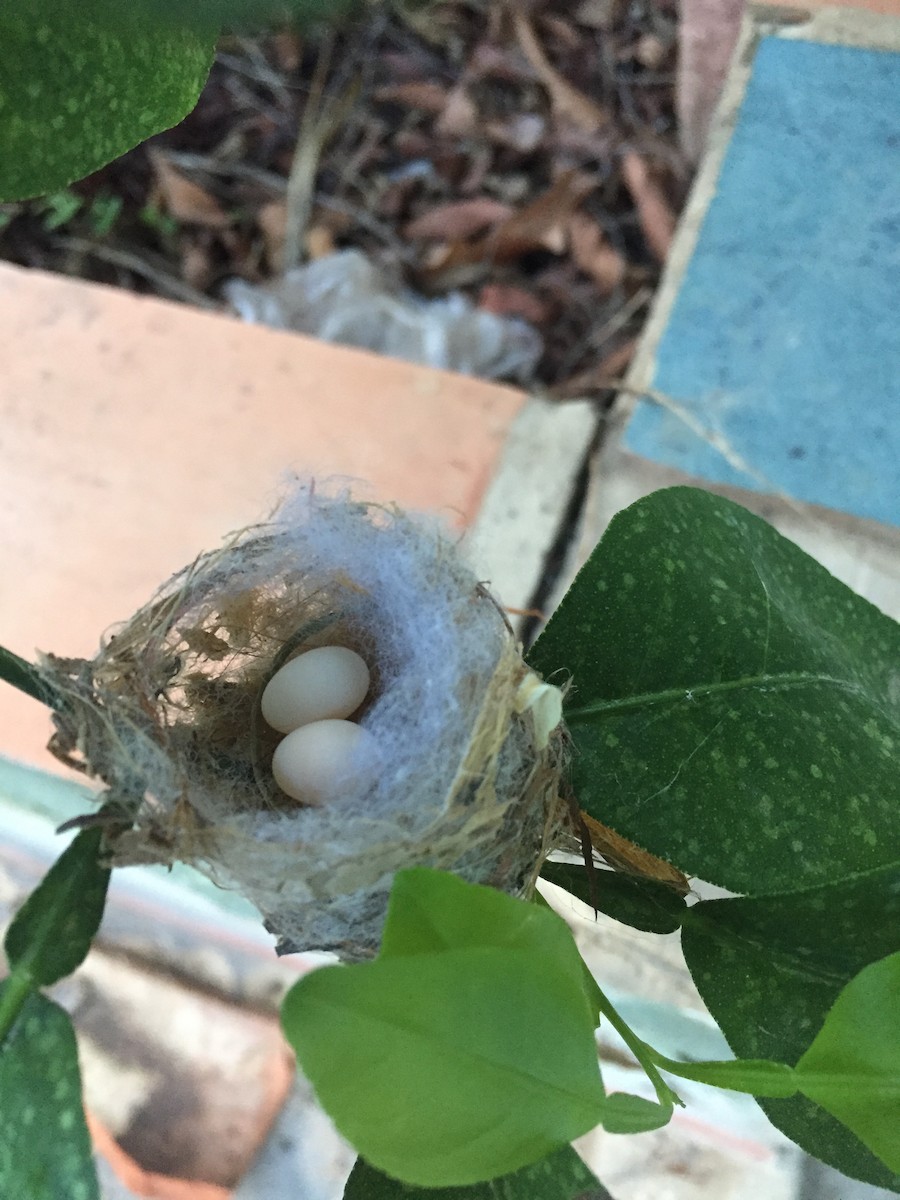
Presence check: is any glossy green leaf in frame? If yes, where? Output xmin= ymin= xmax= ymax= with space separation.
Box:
xmin=0 ymin=9 xmax=215 ymax=201
xmin=4 ymin=827 xmax=110 ymax=987
xmin=343 ymin=1146 xmax=615 ymax=1200
xmin=540 ymin=861 xmax=686 ymax=935
xmin=795 ymin=952 xmax=900 ymax=1172
xmin=681 ymin=864 xmax=900 ymax=1190
xmin=528 ymin=487 xmax=900 ymax=896
xmin=282 ymin=870 xmax=606 ymax=1187
xmin=0 ymin=988 xmax=100 ymax=1200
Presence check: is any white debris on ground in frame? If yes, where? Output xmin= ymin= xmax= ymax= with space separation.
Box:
xmin=223 ymin=249 xmax=543 ymax=381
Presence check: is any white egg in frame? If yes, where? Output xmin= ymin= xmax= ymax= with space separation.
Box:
xmin=272 ymin=719 xmax=372 ymax=804
xmin=261 ymin=646 xmax=370 ymax=734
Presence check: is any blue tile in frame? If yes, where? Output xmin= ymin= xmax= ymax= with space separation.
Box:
xmin=624 ymin=36 xmax=900 ymax=526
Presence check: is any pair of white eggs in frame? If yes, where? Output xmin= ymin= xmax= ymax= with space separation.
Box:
xmin=261 ymin=646 xmax=372 ymax=804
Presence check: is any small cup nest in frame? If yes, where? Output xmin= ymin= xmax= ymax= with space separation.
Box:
xmin=39 ymin=488 xmax=569 ymax=959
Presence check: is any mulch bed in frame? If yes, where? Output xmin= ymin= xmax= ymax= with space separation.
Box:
xmin=0 ymin=0 xmax=690 ymax=395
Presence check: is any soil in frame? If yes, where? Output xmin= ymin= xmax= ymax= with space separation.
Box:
xmin=0 ymin=0 xmax=690 ymax=395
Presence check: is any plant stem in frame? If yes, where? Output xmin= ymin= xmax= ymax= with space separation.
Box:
xmin=0 ymin=968 xmax=34 ymax=1043
xmin=648 ymin=1050 xmax=798 ymax=1098
xmin=591 ymin=984 xmax=683 ymax=1109
xmin=0 ymin=644 xmax=57 ymax=707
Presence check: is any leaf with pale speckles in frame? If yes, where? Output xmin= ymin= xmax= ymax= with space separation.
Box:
xmin=681 ymin=864 xmax=900 ymax=1190
xmin=0 ymin=10 xmax=215 ymax=201
xmin=342 ymin=1146 xmax=614 ymax=1200
xmin=0 ymin=987 xmax=100 ymax=1200
xmin=540 ymin=861 xmax=685 ymax=934
xmin=528 ymin=487 xmax=900 ymax=898
xmin=5 ymin=826 xmax=110 ymax=987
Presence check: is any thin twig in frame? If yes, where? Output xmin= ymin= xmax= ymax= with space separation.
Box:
xmin=56 ymin=237 xmax=219 ymax=310
xmin=283 ymin=34 xmax=360 ymax=271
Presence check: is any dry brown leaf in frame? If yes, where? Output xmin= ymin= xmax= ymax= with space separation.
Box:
xmin=510 ymin=7 xmax=609 ymax=132
xmin=271 ymin=29 xmax=302 ymax=72
xmin=257 ymin=200 xmax=287 ymax=272
xmin=621 ymin=150 xmax=676 ymax=263
xmin=305 ymin=224 xmax=335 ymax=260
xmin=149 ymin=151 xmax=230 ymax=230
xmin=486 ymin=169 xmax=596 ymax=262
xmin=567 ymin=212 xmax=626 ymax=294
xmin=180 ymin=239 xmax=214 ymax=292
xmin=404 ymin=198 xmax=514 ymax=241
xmin=435 ymin=83 xmax=478 ymax=138
xmin=581 ymin=810 xmax=690 ymax=894
xmin=374 ymin=81 xmax=449 ymax=113
xmin=478 ymin=283 xmax=551 ymax=325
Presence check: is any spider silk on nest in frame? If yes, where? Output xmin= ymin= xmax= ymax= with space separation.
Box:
xmin=40 ymin=484 xmax=569 ymax=959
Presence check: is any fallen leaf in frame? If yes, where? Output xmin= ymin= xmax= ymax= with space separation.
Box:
xmin=468 ymin=40 xmax=539 ymax=83
xmin=435 ymin=83 xmax=478 ymax=138
xmin=149 ymin=150 xmax=230 ymax=230
xmin=180 ymin=238 xmax=214 ymax=291
xmin=567 ymin=212 xmax=626 ymax=293
xmin=270 ymin=29 xmax=302 ymax=72
xmin=634 ymin=33 xmax=669 ymax=70
xmin=404 ymin=198 xmax=514 ymax=241
xmin=621 ymin=150 xmax=675 ymax=262
xmin=478 ymin=283 xmax=551 ymax=325
xmin=540 ymin=13 xmax=583 ymax=51
xmin=257 ymin=199 xmax=287 ymax=272
xmin=305 ymin=224 xmax=335 ymax=260
xmin=510 ymin=7 xmax=609 ymax=132
xmin=486 ymin=169 xmax=596 ymax=261
xmin=374 ymin=81 xmax=449 ymax=113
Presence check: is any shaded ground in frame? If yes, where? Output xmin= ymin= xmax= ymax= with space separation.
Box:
xmin=0 ymin=0 xmax=689 ymax=394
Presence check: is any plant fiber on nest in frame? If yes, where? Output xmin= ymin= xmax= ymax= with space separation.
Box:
xmin=39 ymin=487 xmax=569 ymax=959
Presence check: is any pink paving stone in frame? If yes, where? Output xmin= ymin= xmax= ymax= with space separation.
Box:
xmin=0 ymin=263 xmax=524 ymax=775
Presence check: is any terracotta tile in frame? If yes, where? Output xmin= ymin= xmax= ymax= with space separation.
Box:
xmin=0 ymin=263 xmax=524 ymax=775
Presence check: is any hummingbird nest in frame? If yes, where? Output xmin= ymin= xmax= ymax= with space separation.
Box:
xmin=39 ymin=487 xmax=568 ymax=959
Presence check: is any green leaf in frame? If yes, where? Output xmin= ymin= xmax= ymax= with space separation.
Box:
xmin=599 ymin=1093 xmax=673 ymax=1134
xmin=795 ymin=952 xmax=900 ymax=1173
xmin=0 ymin=988 xmax=100 ymax=1200
xmin=4 ymin=827 xmax=111 ymax=988
xmin=0 ymin=9 xmax=215 ymax=201
xmin=343 ymin=1146 xmax=615 ymax=1200
xmin=681 ymin=864 xmax=900 ymax=1191
xmin=527 ymin=487 xmax=900 ymax=897
xmin=282 ymin=869 xmax=606 ymax=1187
xmin=540 ymin=861 xmax=686 ymax=935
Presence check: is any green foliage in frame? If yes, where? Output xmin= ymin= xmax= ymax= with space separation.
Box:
xmin=343 ymin=1146 xmax=613 ymax=1200
xmin=0 ymin=9 xmax=215 ymax=201
xmin=681 ymin=864 xmax=900 ymax=1189
xmin=283 ymin=869 xmax=607 ymax=1187
xmin=795 ymin=952 xmax=900 ymax=1173
xmin=540 ymin=861 xmax=686 ymax=935
xmin=0 ymin=989 xmax=100 ymax=1200
xmin=527 ymin=487 xmax=900 ymax=898
xmin=4 ymin=827 xmax=111 ymax=992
